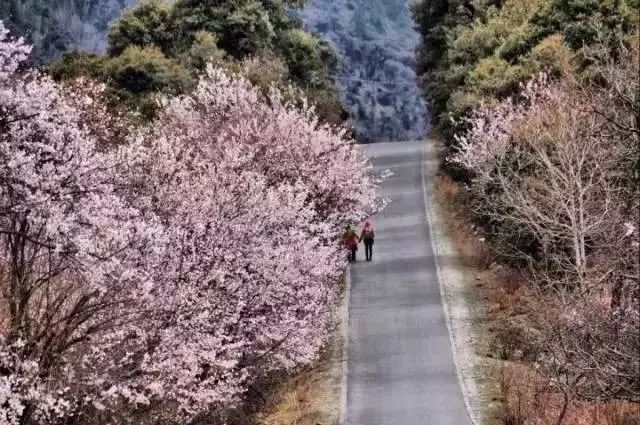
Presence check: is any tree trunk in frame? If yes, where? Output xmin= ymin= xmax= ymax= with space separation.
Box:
xmin=555 ymin=390 xmax=570 ymax=425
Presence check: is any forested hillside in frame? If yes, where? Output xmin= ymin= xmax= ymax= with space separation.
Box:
xmin=412 ymin=0 xmax=639 ymax=422
xmin=297 ymin=0 xmax=428 ymax=142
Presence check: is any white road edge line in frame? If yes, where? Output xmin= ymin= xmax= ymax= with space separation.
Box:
xmin=339 ymin=267 xmax=351 ymax=425
xmin=421 ymin=140 xmax=479 ymax=425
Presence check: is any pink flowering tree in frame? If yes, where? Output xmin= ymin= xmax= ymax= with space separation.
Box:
xmin=153 ymin=66 xmax=375 ymax=223
xmin=450 ymin=73 xmax=553 ymax=184
xmin=119 ymin=145 xmax=340 ymax=416
xmin=0 ymin=23 xmax=30 ymax=79
xmin=0 ymin=20 xmax=168 ymax=424
xmin=116 ymin=66 xmax=374 ymax=415
xmin=0 ymin=21 xmax=374 ymax=424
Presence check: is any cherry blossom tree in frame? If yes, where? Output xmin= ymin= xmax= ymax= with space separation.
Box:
xmin=0 ymin=20 xmax=166 ymax=424
xmin=117 ymin=66 xmax=374 ymax=416
xmin=119 ymin=148 xmax=340 ymax=416
xmin=0 ymin=21 xmax=374 ymax=424
xmin=152 ymin=66 xmax=375 ymax=224
xmin=0 ymin=23 xmax=30 ymax=80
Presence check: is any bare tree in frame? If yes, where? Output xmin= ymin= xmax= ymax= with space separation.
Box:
xmin=452 ymin=35 xmax=640 ymax=409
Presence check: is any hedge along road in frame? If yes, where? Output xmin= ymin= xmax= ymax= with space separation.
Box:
xmin=344 ymin=141 xmax=471 ymax=424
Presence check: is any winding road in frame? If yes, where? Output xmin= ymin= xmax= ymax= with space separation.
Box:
xmin=344 ymin=141 xmax=470 ymax=424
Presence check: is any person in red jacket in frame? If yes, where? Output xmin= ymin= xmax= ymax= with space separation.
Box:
xmin=359 ymin=219 xmax=375 ymax=261
xmin=343 ymin=225 xmax=359 ymax=262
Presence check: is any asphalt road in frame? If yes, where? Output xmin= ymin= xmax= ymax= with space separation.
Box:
xmin=345 ymin=141 xmax=470 ymax=425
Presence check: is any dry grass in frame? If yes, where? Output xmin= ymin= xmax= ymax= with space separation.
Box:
xmin=255 ymin=281 xmax=345 ymax=425
xmin=499 ymin=364 xmax=640 ymax=425
xmin=435 ymin=174 xmax=494 ymax=269
xmin=255 ymin=337 xmax=342 ymax=425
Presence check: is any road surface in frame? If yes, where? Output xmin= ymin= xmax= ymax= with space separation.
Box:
xmin=345 ymin=141 xmax=470 ymax=424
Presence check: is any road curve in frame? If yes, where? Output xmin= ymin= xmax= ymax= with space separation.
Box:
xmin=345 ymin=141 xmax=470 ymax=424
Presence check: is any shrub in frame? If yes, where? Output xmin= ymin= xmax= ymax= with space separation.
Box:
xmin=107 ymin=0 xmax=176 ymax=57
xmin=467 ymin=56 xmax=526 ymax=97
xmin=185 ymin=31 xmax=226 ymax=72
xmin=46 ymin=50 xmax=107 ymax=81
xmin=279 ymin=29 xmax=333 ymax=88
xmin=521 ymin=34 xmax=572 ymax=76
xmin=104 ymin=45 xmax=192 ymax=117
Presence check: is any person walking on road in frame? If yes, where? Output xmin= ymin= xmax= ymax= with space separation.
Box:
xmin=343 ymin=225 xmax=359 ymax=262
xmin=360 ymin=220 xmax=375 ymax=261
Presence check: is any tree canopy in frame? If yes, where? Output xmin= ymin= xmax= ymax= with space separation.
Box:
xmin=50 ymin=0 xmax=344 ymax=123
xmin=411 ymin=0 xmax=637 ymax=138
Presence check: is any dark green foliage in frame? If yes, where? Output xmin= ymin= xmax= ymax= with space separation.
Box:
xmin=107 ymin=0 xmax=176 ymax=57
xmin=171 ymin=0 xmax=277 ymax=58
xmin=219 ymin=1 xmax=276 ymax=57
xmin=410 ymin=0 xmax=448 ymax=73
xmin=47 ymin=51 xmax=107 ymax=81
xmin=106 ymin=46 xmax=192 ymax=94
xmin=279 ymin=29 xmax=336 ymax=88
xmin=410 ymin=0 xmax=498 ymax=135
xmin=49 ymin=0 xmax=343 ymax=123
xmin=169 ymin=0 xmax=301 ymax=58
xmin=530 ymin=0 xmax=635 ymax=49
xmin=106 ymin=46 xmax=193 ymax=118
xmin=184 ymin=31 xmax=226 ymax=71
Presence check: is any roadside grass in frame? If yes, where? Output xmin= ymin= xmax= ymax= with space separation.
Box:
xmin=433 ymin=172 xmax=640 ymax=425
xmin=434 ymin=171 xmax=504 ymax=424
xmin=434 ymin=175 xmax=493 ymax=270
xmin=254 ymin=342 xmax=341 ymax=425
